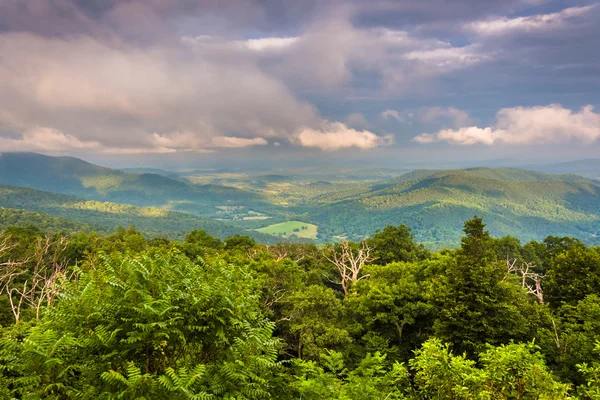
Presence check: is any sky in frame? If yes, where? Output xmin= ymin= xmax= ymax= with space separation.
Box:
xmin=0 ymin=0 xmax=599 ymax=169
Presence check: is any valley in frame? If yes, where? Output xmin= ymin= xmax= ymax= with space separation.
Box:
xmin=1 ymin=152 xmax=599 ymax=248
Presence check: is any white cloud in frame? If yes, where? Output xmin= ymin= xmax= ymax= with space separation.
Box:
xmin=211 ymin=136 xmax=268 ymax=148
xmin=295 ymin=122 xmax=394 ymax=151
xmin=0 ymin=11 xmax=492 ymax=157
xmin=413 ymin=104 xmax=600 ymax=145
xmin=414 ymin=127 xmax=495 ymax=145
xmin=243 ymin=37 xmax=299 ymax=51
xmin=381 ymin=107 xmax=471 ymax=127
xmin=381 ymin=109 xmax=402 ymax=121
xmin=467 ymin=5 xmax=596 ymax=36
xmin=402 ymin=44 xmax=488 ymax=68
xmin=0 ymin=127 xmax=177 ymax=154
xmin=0 ymin=127 xmax=101 ymax=152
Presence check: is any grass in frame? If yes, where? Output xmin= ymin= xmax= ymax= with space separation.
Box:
xmin=256 ymin=221 xmax=318 ymax=239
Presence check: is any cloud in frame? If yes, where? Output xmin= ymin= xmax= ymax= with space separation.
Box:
xmin=381 ymin=107 xmax=471 ymax=127
xmin=296 ymin=122 xmax=394 ymax=151
xmin=467 ymin=5 xmax=596 ymax=36
xmin=402 ymin=44 xmax=489 ymax=68
xmin=0 ymin=127 xmax=101 ymax=152
xmin=244 ymin=37 xmax=299 ymax=51
xmin=211 ymin=136 xmax=268 ymax=148
xmin=0 ymin=32 xmax=321 ymax=154
xmin=0 ymin=0 xmax=598 ymax=160
xmin=414 ymin=127 xmax=495 ymax=145
xmin=0 ymin=127 xmax=178 ymax=154
xmin=381 ymin=110 xmax=402 ymax=121
xmin=379 ymin=110 xmax=402 ymax=122
xmin=414 ymin=104 xmax=600 ymax=145
xmin=345 ymin=113 xmax=369 ymax=128
xmin=417 ymin=107 xmax=473 ymax=127
xmin=0 ymin=3 xmax=495 ymax=156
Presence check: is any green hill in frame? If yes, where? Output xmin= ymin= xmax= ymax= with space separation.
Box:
xmin=1 ymin=153 xmax=599 ymax=247
xmin=0 ymin=152 xmax=268 ymax=216
xmin=306 ymin=168 xmax=600 ymax=247
xmin=0 ymin=207 xmax=93 ymax=233
xmin=0 ymin=185 xmax=277 ymax=242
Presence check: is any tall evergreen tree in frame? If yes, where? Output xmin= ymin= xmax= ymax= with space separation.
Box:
xmin=433 ymin=216 xmax=531 ymax=355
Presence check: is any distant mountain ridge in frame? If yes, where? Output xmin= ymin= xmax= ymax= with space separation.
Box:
xmin=1 ymin=153 xmax=599 ymax=247
xmin=0 ymin=152 xmax=267 ymax=216
xmin=522 ymin=159 xmax=600 ymax=179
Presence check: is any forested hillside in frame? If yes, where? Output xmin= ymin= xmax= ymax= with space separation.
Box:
xmin=307 ymin=168 xmax=600 ymax=247
xmin=1 ymin=218 xmax=600 ymax=398
xmin=0 ymin=152 xmax=268 ymax=216
xmin=2 ymin=153 xmax=599 ymax=247
xmin=0 ymin=186 xmax=276 ymax=242
xmin=0 ymin=208 xmax=92 ymax=233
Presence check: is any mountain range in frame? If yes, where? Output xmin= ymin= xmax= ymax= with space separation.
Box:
xmin=0 ymin=152 xmax=598 ymax=247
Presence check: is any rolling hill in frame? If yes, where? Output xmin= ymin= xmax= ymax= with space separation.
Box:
xmin=0 ymin=152 xmax=269 ymax=217
xmin=0 ymin=185 xmax=277 ymax=242
xmin=0 ymin=207 xmax=93 ymax=233
xmin=304 ymin=168 xmax=600 ymax=247
xmin=1 ymin=152 xmax=599 ymax=247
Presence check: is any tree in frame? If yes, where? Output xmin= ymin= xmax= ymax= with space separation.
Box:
xmin=225 ymin=234 xmax=256 ymax=252
xmin=352 ymin=261 xmax=434 ymax=361
xmin=367 ymin=225 xmax=429 ymax=265
xmin=291 ymin=350 xmax=409 ymax=399
xmin=577 ymin=341 xmax=600 ymax=399
xmin=8 ymin=251 xmax=280 ymax=399
xmin=545 ymin=245 xmax=600 ymax=307
xmin=179 ymin=229 xmax=222 ymax=260
xmin=324 ymin=241 xmax=374 ymax=296
xmin=184 ymin=229 xmax=222 ymax=249
xmin=545 ymin=295 xmax=600 ymax=384
xmin=433 ymin=217 xmax=531 ymax=355
xmin=282 ymin=285 xmax=351 ymax=360
xmin=410 ymin=339 xmax=571 ymax=399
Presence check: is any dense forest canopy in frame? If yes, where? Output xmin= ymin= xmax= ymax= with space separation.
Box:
xmin=1 ymin=217 xmax=600 ymax=398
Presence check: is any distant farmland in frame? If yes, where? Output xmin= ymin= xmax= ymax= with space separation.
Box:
xmin=256 ymin=221 xmax=318 ymax=239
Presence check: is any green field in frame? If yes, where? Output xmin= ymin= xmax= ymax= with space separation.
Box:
xmin=256 ymin=221 xmax=318 ymax=239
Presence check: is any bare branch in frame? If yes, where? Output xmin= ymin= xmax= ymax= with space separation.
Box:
xmin=323 ymin=241 xmax=375 ymax=296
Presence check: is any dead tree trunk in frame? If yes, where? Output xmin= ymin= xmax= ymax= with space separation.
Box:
xmin=324 ymin=241 xmax=374 ymax=296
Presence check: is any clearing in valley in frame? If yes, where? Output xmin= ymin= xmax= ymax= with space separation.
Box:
xmin=256 ymin=221 xmax=318 ymax=239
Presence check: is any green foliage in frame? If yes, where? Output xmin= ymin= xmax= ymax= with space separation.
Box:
xmin=3 ymin=152 xmax=600 ymax=248
xmin=544 ymin=295 xmax=600 ymax=384
xmin=366 ymin=224 xmax=430 ymax=264
xmin=292 ymin=350 xmax=409 ymax=399
xmin=282 ymin=285 xmax=351 ymax=360
xmin=577 ymin=341 xmax=600 ymax=399
xmin=433 ymin=217 xmax=532 ymax=355
xmin=6 ymin=251 xmax=280 ymax=399
xmin=410 ymin=338 xmax=571 ymax=399
xmin=546 ymin=245 xmax=600 ymax=306
xmin=352 ymin=261 xmax=434 ymax=361
xmin=1 ymin=216 xmax=600 ymax=398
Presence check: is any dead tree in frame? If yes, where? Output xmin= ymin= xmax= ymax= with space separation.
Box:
xmin=0 ymin=234 xmax=70 ymax=322
xmin=324 ymin=241 xmax=374 ymax=296
xmin=504 ymin=257 xmax=545 ymax=304
xmin=0 ymin=234 xmax=30 ymax=297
